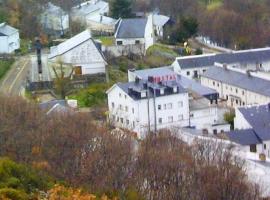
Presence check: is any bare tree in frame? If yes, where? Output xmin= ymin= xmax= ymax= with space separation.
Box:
xmin=52 ymin=59 xmax=74 ymax=99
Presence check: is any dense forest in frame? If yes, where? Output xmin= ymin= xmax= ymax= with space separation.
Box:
xmin=0 ymin=96 xmax=261 ymax=199
xmin=0 ymin=0 xmax=269 ymax=49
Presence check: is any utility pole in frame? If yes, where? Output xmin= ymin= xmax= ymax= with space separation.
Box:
xmin=35 ymin=37 xmax=42 ymax=80
xmin=147 ymin=85 xmax=150 ymax=133
xmin=153 ymin=87 xmax=157 ymax=133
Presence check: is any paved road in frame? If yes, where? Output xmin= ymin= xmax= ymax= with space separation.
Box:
xmin=0 ymin=56 xmax=31 ymax=96
xmin=188 ymin=38 xmax=225 ymax=54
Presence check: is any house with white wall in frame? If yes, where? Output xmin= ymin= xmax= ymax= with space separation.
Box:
xmin=48 ymin=29 xmax=107 ymax=76
xmin=201 ymin=64 xmax=270 ymax=108
xmin=72 ymin=0 xmax=108 ymax=23
xmin=114 ymin=15 xmax=155 ymax=54
xmin=0 ymin=23 xmax=20 ymax=54
xmin=153 ymin=14 xmax=170 ymax=39
xmin=86 ymin=14 xmax=118 ymax=33
xmin=172 ymin=47 xmax=270 ymax=79
xmin=41 ymin=2 xmax=69 ymax=36
xmin=226 ymin=104 xmax=270 ymax=157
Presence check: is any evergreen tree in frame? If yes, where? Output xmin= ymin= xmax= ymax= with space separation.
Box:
xmin=109 ymin=0 xmax=132 ymax=18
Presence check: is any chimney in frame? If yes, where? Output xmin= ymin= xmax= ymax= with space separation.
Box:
xmin=128 ymin=86 xmax=133 ymax=95
xmin=223 ymin=63 xmax=227 ymax=70
xmin=135 ymin=76 xmax=140 ymax=84
xmin=246 ymin=70 xmax=252 ymax=77
xmin=143 ymin=82 xmax=148 ymax=89
xmin=148 ymin=76 xmax=154 ymax=83
xmin=100 ymin=15 xmax=103 ymax=22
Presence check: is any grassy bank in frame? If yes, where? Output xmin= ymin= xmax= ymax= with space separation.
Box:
xmin=0 ymin=59 xmax=14 ymax=80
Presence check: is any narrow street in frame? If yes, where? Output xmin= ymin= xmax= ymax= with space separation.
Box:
xmin=0 ymin=56 xmax=31 ymax=96
xmin=188 ymin=38 xmax=225 ymax=54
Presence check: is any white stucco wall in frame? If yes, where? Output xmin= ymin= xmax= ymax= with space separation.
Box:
xmin=115 ymin=38 xmax=145 ymax=46
xmin=201 ymin=76 xmax=270 ymax=108
xmin=234 ymin=108 xmax=252 ymax=130
xmin=107 ymin=85 xmax=189 ymax=138
xmin=49 ymin=39 xmax=106 ymax=75
xmin=190 ymin=106 xmax=218 ymax=129
xmin=144 ymin=14 xmax=155 ymax=50
xmin=0 ymin=31 xmax=20 ymax=53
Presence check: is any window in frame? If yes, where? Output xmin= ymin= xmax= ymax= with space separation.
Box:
xmin=158 ymin=118 xmax=162 ymax=124
xmin=141 ymin=91 xmax=146 ymax=98
xmin=112 ymin=102 xmax=115 ymax=108
xmin=203 ymin=69 xmax=206 ymax=73
xmin=186 ymin=71 xmax=190 ymax=76
xmin=264 ymin=144 xmax=267 ymax=150
xmin=125 ymin=106 xmax=128 ymax=112
xmin=125 ymin=94 xmax=127 ymax=99
xmin=242 ymin=91 xmax=245 ymax=95
xmin=117 ymin=40 xmax=123 ymax=45
xmin=163 ymin=104 xmax=167 ymax=110
xmin=236 ymin=99 xmax=238 ymax=104
xmin=133 ymin=121 xmax=135 ymax=128
xmin=173 ymin=86 xmax=177 ymax=93
xmin=119 ymin=104 xmax=122 ymax=110
xmin=120 ymin=118 xmax=123 ymax=123
xmin=135 ymin=40 xmax=140 ymax=44
xmin=168 ymin=116 xmax=173 ymax=123
xmin=194 ymin=70 xmax=198 ymax=78
xmin=178 ymin=101 xmax=183 ymax=108
xmin=178 ymin=114 xmax=183 ymax=121
xmin=226 ymin=95 xmax=228 ymax=100
xmin=235 ymin=88 xmax=238 ymax=93
xmin=250 ymin=144 xmax=257 ymax=153
xmin=160 ymin=88 xmax=164 ymax=95
xmin=112 ymin=115 xmax=115 ymax=121
xmin=126 ymin=120 xmax=129 ymax=125
xmin=167 ymin=103 xmax=172 ymax=109
xmin=190 ymin=113 xmax=194 ymax=118
xmin=217 ymin=83 xmax=219 ymax=87
xmin=213 ymin=81 xmax=215 ymax=86
xmin=158 ymin=105 xmax=162 ymax=110
xmin=132 ymin=108 xmax=134 ymax=113
xmin=119 ymin=93 xmax=122 ymax=97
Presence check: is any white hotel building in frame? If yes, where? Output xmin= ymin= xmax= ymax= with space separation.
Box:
xmin=107 ymin=76 xmax=189 ymax=138
xmin=107 ymin=67 xmax=230 ymax=138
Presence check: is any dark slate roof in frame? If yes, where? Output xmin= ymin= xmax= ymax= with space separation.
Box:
xmin=177 ymin=48 xmax=270 ymax=69
xmin=117 ymin=79 xmax=186 ymax=101
xmin=201 ymin=66 xmax=270 ymax=97
xmin=0 ymin=22 xmax=18 ymax=36
xmin=239 ymin=105 xmax=270 ymax=141
xmin=226 ymin=129 xmax=261 ymax=145
xmin=39 ymin=100 xmax=67 ymax=110
xmin=0 ymin=32 xmax=6 ymax=36
xmin=131 ymin=66 xmax=218 ymax=97
xmin=115 ymin=18 xmax=147 ymax=39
